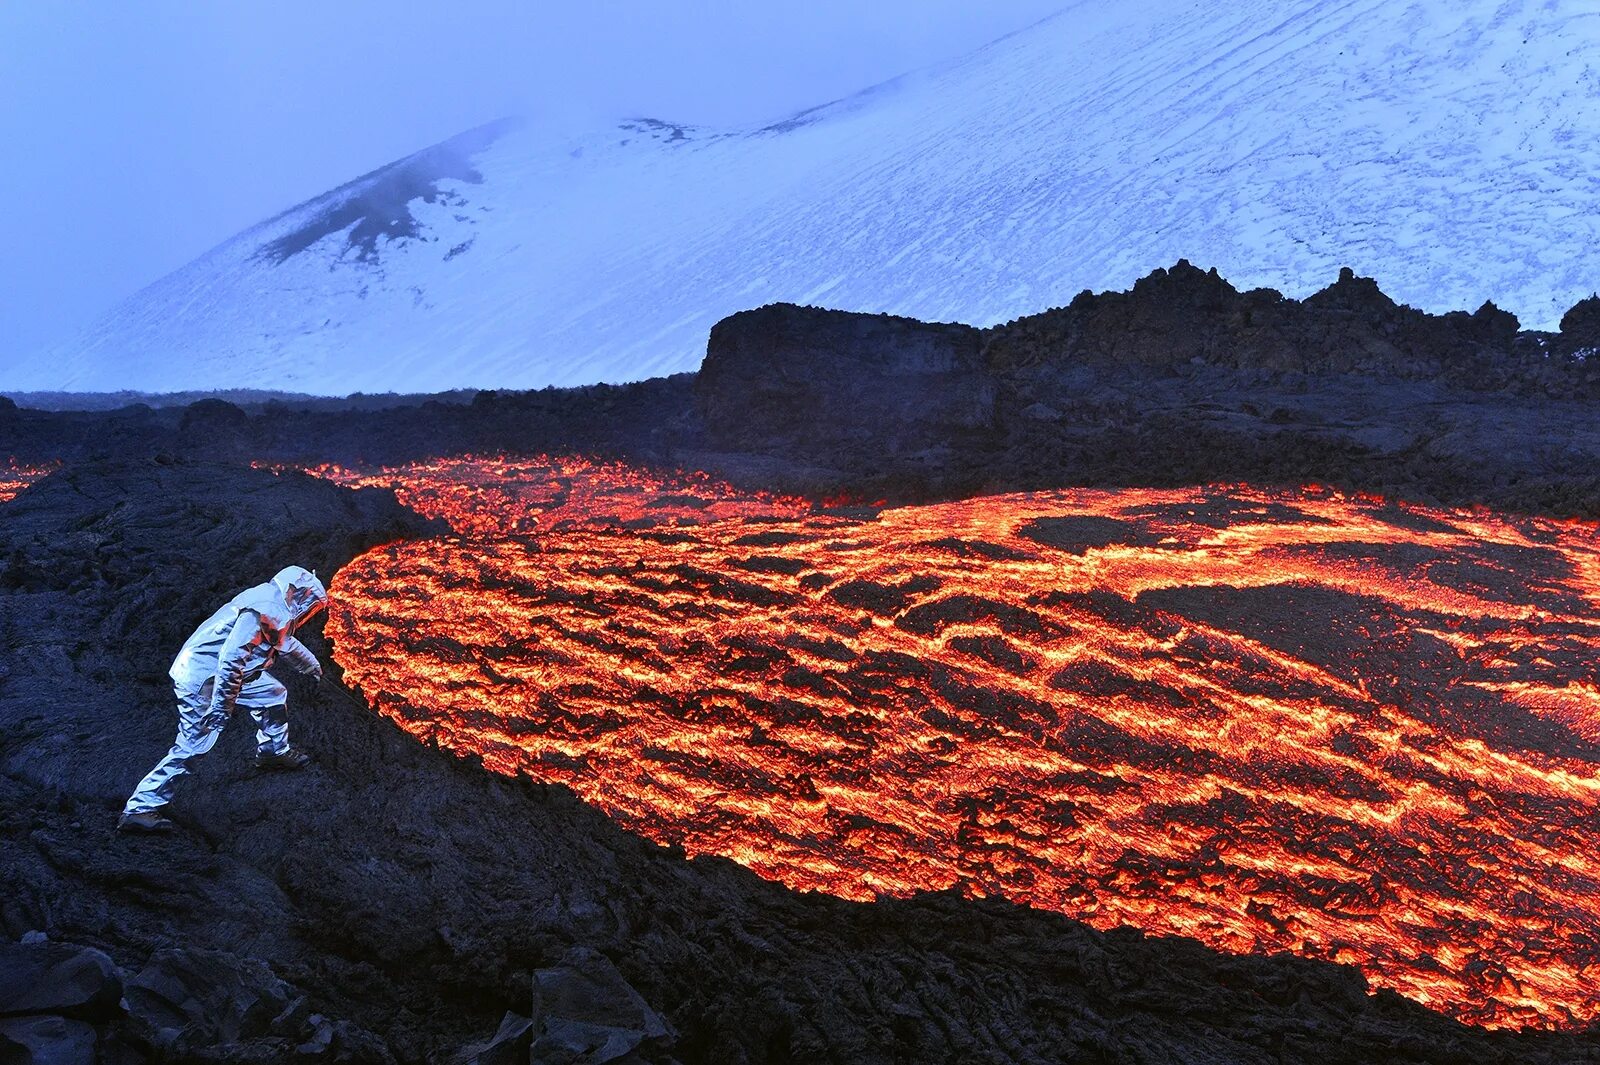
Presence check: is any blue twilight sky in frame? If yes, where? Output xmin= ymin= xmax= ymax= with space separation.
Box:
xmin=0 ymin=2 xmax=1066 ymax=357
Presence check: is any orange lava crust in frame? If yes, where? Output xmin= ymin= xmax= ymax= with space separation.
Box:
xmin=315 ymin=456 xmax=1600 ymax=1030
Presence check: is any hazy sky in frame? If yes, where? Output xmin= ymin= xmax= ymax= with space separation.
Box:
xmin=0 ymin=2 xmax=1066 ymax=356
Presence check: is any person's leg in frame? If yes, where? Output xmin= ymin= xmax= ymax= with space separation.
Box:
xmin=123 ymin=682 xmax=220 ymax=815
xmin=240 ymin=674 xmax=292 ymax=757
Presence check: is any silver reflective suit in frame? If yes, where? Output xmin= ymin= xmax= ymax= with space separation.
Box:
xmin=123 ymin=566 xmax=328 ymax=815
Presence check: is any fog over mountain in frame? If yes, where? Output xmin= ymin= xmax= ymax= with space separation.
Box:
xmin=14 ymin=0 xmax=1599 ymax=394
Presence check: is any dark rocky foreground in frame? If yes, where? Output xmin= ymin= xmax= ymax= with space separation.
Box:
xmin=3 ymin=262 xmax=1600 ymax=1062
xmin=4 ymin=461 xmax=1599 ymax=1064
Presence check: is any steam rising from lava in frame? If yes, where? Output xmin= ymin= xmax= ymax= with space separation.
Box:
xmin=315 ymin=457 xmax=1600 ymax=1030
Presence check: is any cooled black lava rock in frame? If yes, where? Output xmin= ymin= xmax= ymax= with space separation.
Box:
xmin=1561 ymin=294 xmax=1600 ymax=350
xmin=531 ymin=947 xmax=672 ymax=1063
xmin=698 ymin=303 xmax=996 ymax=454
xmin=0 ymin=1013 xmax=97 ymax=1065
xmin=450 ymin=1012 xmax=534 ymax=1065
xmin=981 ymin=260 xmax=1555 ymax=381
xmin=676 ymin=265 xmax=1600 ymax=515
xmin=124 ymin=948 xmax=293 ymax=1051
xmin=179 ymin=397 xmax=249 ymax=433
xmin=0 ymin=941 xmax=121 ymax=1021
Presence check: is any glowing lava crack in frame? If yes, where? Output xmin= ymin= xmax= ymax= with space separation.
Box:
xmin=0 ymin=460 xmax=59 ymax=503
xmin=316 ymin=457 xmax=1600 ymax=1030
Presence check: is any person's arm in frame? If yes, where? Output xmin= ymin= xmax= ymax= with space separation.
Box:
xmin=201 ymin=609 xmax=268 ymax=729
xmin=278 ymin=636 xmax=323 ymax=681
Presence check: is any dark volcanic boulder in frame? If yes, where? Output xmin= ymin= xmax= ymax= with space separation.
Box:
xmin=1560 ymin=294 xmax=1600 ymax=350
xmin=531 ymin=948 xmax=672 ymax=1064
xmin=120 ymin=947 xmax=384 ymax=1061
xmin=1466 ymin=299 xmax=1521 ymax=348
xmin=123 ymin=948 xmax=290 ymax=1049
xmin=177 ymin=398 xmax=254 ymax=461
xmin=983 ymin=260 xmax=1558 ymax=385
xmin=0 ymin=941 xmax=121 ymax=1021
xmin=178 ymin=397 xmax=249 ymax=434
xmin=0 ymin=1014 xmax=96 ymax=1065
xmin=451 ymin=1012 xmax=534 ymax=1065
xmin=698 ymin=303 xmax=995 ymax=455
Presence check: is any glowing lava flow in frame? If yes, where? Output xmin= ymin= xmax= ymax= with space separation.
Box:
xmin=300 ymin=455 xmax=811 ymax=535
xmin=0 ymin=460 xmax=58 ymax=503
xmin=317 ymin=457 xmax=1600 ymax=1030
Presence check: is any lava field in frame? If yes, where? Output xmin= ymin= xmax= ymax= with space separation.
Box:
xmin=306 ymin=456 xmax=1600 ymax=1032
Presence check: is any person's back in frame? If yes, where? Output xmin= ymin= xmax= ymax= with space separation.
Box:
xmin=119 ymin=565 xmax=328 ymax=832
xmin=170 ymin=575 xmax=319 ymax=692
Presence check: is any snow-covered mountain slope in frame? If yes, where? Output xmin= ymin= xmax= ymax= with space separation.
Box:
xmin=15 ymin=0 xmax=1600 ymax=394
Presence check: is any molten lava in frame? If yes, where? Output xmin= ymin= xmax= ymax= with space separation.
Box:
xmin=317 ymin=456 xmax=1600 ymax=1030
xmin=0 ymin=460 xmax=58 ymax=503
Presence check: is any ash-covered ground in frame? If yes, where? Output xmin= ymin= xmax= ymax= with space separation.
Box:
xmin=3 ymin=265 xmax=1600 ymax=1063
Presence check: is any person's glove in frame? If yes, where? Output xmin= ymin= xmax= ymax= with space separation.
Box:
xmin=197 ymin=708 xmax=231 ymax=735
xmin=309 ymin=662 xmax=324 ymax=686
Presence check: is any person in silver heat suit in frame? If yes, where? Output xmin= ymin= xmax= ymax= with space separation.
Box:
xmin=119 ymin=565 xmax=329 ymax=832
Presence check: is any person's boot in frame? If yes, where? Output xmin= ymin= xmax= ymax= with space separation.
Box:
xmin=118 ymin=809 xmax=175 ymax=833
xmin=253 ymin=747 xmax=312 ymax=772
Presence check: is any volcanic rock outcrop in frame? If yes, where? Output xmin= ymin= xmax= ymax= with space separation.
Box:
xmin=1562 ymin=294 xmax=1600 ymax=353
xmin=989 ymin=262 xmax=1536 ymax=377
xmin=6 ymin=462 xmax=1599 ymax=1062
xmin=690 ymin=264 xmax=1600 ymax=515
xmin=699 ymin=304 xmax=995 ymax=454
xmin=701 ymin=262 xmax=1600 ymax=409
